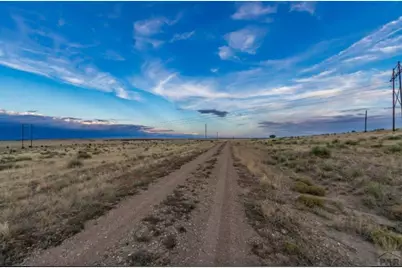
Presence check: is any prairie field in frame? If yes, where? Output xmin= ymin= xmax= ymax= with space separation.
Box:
xmin=232 ymin=130 xmax=402 ymax=265
xmin=2 ymin=131 xmax=402 ymax=266
xmin=0 ymin=138 xmax=216 ymax=265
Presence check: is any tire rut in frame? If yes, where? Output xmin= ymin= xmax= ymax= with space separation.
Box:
xmin=97 ymin=143 xmax=226 ymax=266
xmin=171 ymin=142 xmax=261 ymax=266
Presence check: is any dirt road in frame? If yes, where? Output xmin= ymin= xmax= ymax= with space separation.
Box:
xmin=22 ymin=142 xmax=260 ymax=266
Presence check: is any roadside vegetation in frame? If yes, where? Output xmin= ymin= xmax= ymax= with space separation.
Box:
xmin=0 ymin=139 xmax=216 ymax=265
xmin=232 ymin=130 xmax=402 ymax=265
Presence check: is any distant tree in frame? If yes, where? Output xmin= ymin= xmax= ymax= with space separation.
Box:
xmin=351 ymin=130 xmax=356 ymax=133
xmin=269 ymin=135 xmax=276 ymax=139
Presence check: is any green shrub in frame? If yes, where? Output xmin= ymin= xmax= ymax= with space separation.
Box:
xmin=296 ymin=177 xmax=313 ymax=186
xmin=371 ymin=143 xmax=383 ymax=148
xmin=67 ymin=158 xmax=83 ymax=168
xmin=370 ymin=228 xmax=402 ymax=250
xmin=297 ymin=195 xmax=324 ymax=208
xmin=283 ymin=241 xmax=301 ymax=255
xmin=293 ymin=181 xmax=326 ymax=196
xmin=386 ymin=145 xmax=402 ymax=153
xmin=385 ymin=135 xmax=402 ymax=140
xmin=77 ymin=150 xmax=92 ymax=159
xmin=388 ymin=205 xmax=402 ymax=220
xmin=0 ymin=156 xmax=16 ymax=163
xmin=310 ymin=146 xmax=331 ymax=158
xmin=0 ymin=163 xmax=14 ymax=171
xmin=364 ymin=182 xmax=384 ymax=200
xmin=16 ymin=156 xmax=32 ymax=161
xmin=345 ymin=140 xmax=359 ymax=145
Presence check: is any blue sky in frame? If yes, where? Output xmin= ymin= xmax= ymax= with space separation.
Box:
xmin=0 ymin=1 xmax=402 ymax=138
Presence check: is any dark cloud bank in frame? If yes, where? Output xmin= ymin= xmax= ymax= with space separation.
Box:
xmin=259 ymin=114 xmax=397 ymax=136
xmin=197 ymin=109 xmax=228 ymax=117
xmin=0 ymin=114 xmax=192 ymax=140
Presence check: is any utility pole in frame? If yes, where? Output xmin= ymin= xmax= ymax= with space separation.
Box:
xmin=205 ymin=124 xmax=207 ymax=139
xmin=399 ymin=61 xmax=402 ymax=119
xmin=30 ymin=124 xmax=33 ymax=148
xmin=216 ymin=132 xmax=218 ymax=139
xmin=391 ymin=62 xmax=402 ymax=132
xmin=364 ymin=110 xmax=367 ymax=132
xmin=21 ymin=124 xmax=24 ymax=149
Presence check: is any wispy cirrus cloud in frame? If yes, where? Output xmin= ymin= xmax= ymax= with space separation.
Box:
xmin=303 ymin=16 xmax=402 ymax=74
xmin=0 ymin=11 xmax=140 ymax=101
xmin=129 ymin=53 xmax=390 ymax=132
xmin=103 ymin=50 xmax=125 ymax=61
xmin=289 ymin=2 xmax=316 ymax=15
xmin=169 ymin=31 xmax=195 ymax=43
xmin=231 ymin=2 xmax=277 ymax=21
xmin=133 ymin=15 xmax=181 ymax=50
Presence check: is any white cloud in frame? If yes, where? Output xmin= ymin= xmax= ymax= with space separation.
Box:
xmin=131 ymin=59 xmax=230 ymax=101
xmin=288 ymin=88 xmax=342 ymax=100
xmin=293 ymin=70 xmax=335 ymax=83
xmin=232 ymin=2 xmax=277 ymax=21
xmin=289 ymin=2 xmax=316 ymax=15
xmin=129 ymin=55 xmax=391 ymax=132
xmin=134 ymin=17 xmax=170 ymax=36
xmin=210 ymin=68 xmax=218 ymax=73
xmin=371 ymin=44 xmax=402 ymax=54
xmin=223 ymin=27 xmax=266 ymax=56
xmin=170 ymin=31 xmax=195 ymax=43
xmin=342 ymin=55 xmax=378 ymax=64
xmin=103 ymin=50 xmax=125 ymax=61
xmin=134 ymin=36 xmax=164 ymax=51
xmin=115 ymin=87 xmax=142 ymax=101
xmin=58 ymin=18 xmax=65 ymax=27
xmin=0 ymin=109 xmax=42 ymax=116
xmin=218 ymin=46 xmax=235 ymax=60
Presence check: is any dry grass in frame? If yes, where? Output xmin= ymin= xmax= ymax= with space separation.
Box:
xmin=0 ymin=139 xmax=216 ymax=265
xmin=232 ymin=129 xmax=402 ymax=265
